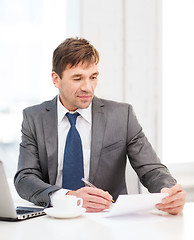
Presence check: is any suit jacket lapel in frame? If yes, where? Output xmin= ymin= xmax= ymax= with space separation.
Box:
xmin=89 ymin=96 xmax=106 ymax=183
xmin=43 ymin=96 xmax=58 ymax=185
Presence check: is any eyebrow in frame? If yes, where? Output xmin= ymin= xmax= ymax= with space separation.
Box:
xmin=72 ymin=74 xmax=82 ymax=78
xmin=92 ymin=71 xmax=99 ymax=76
xmin=72 ymin=71 xmax=99 ymax=78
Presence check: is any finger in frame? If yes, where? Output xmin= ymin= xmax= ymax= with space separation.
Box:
xmin=169 ymin=184 xmax=183 ymax=194
xmin=86 ymin=207 xmax=106 ymax=213
xmin=161 ymin=184 xmax=184 ymax=203
xmin=165 ymin=205 xmax=184 ymax=215
xmin=156 ymin=204 xmax=184 ymax=215
xmin=85 ymin=194 xmax=112 ymax=207
xmin=162 ymin=191 xmax=186 ymax=205
xmin=157 ymin=198 xmax=184 ymax=210
xmin=85 ymin=200 xmax=110 ymax=210
xmin=82 ymin=198 xmax=111 ymax=212
xmin=83 ymin=195 xmax=111 ymax=210
xmin=85 ymin=187 xmax=113 ymax=202
xmin=161 ymin=184 xmax=183 ymax=195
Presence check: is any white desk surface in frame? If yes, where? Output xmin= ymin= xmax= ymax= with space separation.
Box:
xmin=0 ymin=201 xmax=193 ymax=240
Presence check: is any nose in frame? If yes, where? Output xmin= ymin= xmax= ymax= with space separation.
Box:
xmin=80 ymin=79 xmax=92 ymax=92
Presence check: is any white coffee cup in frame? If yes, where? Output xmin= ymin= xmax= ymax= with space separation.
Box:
xmin=53 ymin=195 xmax=83 ymax=212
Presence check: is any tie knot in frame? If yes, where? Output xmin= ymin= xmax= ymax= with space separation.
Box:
xmin=66 ymin=112 xmax=79 ymax=126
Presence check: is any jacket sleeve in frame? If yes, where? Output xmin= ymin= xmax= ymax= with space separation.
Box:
xmin=14 ymin=109 xmax=60 ymax=207
xmin=126 ymin=105 xmax=177 ymax=192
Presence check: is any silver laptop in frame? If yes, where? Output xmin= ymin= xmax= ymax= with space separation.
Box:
xmin=0 ymin=161 xmax=45 ymax=221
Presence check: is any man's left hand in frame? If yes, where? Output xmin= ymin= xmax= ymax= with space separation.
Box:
xmin=155 ymin=184 xmax=186 ymax=215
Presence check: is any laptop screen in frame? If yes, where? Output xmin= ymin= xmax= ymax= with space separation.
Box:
xmin=0 ymin=161 xmax=45 ymax=221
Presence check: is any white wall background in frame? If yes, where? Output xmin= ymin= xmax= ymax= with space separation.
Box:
xmin=81 ymin=0 xmax=161 ymax=153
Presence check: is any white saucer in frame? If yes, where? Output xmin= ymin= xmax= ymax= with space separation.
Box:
xmin=44 ymin=207 xmax=86 ymax=219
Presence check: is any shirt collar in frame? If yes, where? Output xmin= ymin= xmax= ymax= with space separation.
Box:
xmin=57 ymin=95 xmax=92 ymax=125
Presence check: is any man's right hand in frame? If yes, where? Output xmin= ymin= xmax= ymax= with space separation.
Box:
xmin=66 ymin=187 xmax=113 ymax=212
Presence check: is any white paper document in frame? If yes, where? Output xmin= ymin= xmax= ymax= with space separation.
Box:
xmin=104 ymin=193 xmax=168 ymax=218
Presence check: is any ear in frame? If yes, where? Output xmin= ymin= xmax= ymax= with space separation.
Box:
xmin=52 ymin=72 xmax=60 ymax=88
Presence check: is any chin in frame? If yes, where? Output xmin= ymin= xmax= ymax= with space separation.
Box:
xmin=76 ymin=97 xmax=93 ymax=109
xmin=78 ymin=102 xmax=91 ymax=109
xmin=79 ymin=105 xmax=90 ymax=109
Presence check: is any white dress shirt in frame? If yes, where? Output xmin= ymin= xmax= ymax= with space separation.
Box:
xmin=50 ymin=96 xmax=92 ymax=204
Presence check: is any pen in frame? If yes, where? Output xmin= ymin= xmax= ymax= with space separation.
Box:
xmin=81 ymin=178 xmax=114 ymax=202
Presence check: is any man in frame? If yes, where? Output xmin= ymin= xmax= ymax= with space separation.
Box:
xmin=14 ymin=37 xmax=185 ymax=214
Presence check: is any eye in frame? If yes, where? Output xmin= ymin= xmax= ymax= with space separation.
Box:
xmin=91 ymin=75 xmax=97 ymax=80
xmin=73 ymin=78 xmax=81 ymax=81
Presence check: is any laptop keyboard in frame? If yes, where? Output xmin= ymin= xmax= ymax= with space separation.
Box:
xmin=16 ymin=206 xmax=44 ymax=215
xmin=16 ymin=209 xmax=34 ymax=214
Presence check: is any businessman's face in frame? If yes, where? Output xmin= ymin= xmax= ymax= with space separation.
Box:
xmin=52 ymin=62 xmax=98 ymax=111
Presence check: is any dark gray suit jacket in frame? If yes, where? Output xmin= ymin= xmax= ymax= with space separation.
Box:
xmin=14 ymin=96 xmax=176 ymax=207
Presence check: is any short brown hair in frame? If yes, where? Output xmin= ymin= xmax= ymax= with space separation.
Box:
xmin=52 ymin=37 xmax=99 ymax=78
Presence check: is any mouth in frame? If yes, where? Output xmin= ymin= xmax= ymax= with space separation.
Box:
xmin=78 ymin=95 xmax=92 ymax=100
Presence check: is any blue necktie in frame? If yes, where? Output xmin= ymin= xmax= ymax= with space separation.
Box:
xmin=62 ymin=112 xmax=85 ymax=190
